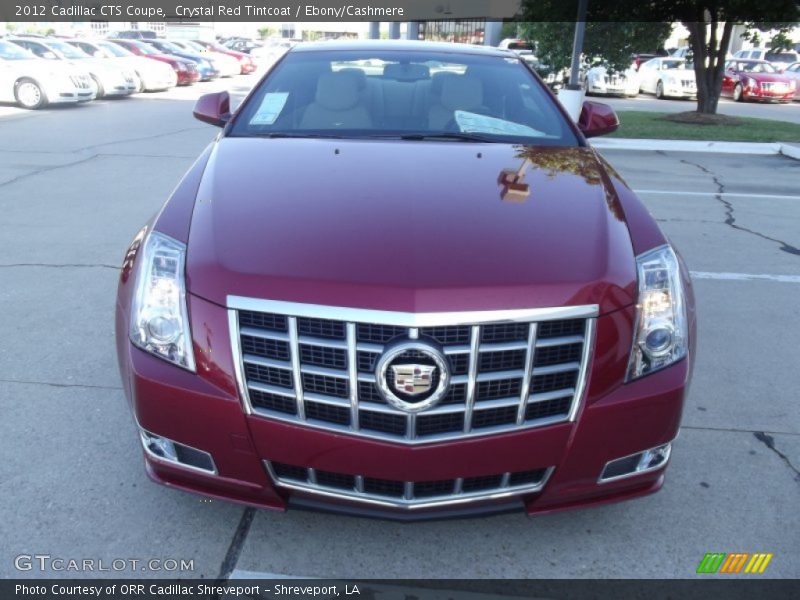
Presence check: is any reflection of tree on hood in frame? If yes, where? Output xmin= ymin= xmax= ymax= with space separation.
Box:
xmin=498 ymin=148 xmax=603 ymax=202
xmin=498 ymin=147 xmax=625 ymax=222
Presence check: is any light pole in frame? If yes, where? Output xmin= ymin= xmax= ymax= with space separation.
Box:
xmin=558 ymin=0 xmax=589 ymax=121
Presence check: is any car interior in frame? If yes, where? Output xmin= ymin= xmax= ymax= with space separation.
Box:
xmin=233 ymin=53 xmax=573 ymax=142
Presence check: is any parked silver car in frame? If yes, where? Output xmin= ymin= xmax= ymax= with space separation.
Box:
xmin=67 ymin=39 xmax=177 ymax=92
xmin=10 ymin=37 xmax=137 ymax=98
xmin=0 ymin=40 xmax=95 ymax=109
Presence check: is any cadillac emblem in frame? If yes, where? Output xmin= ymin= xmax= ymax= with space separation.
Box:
xmin=391 ymin=364 xmax=436 ymax=396
xmin=375 ymin=341 xmax=450 ymax=413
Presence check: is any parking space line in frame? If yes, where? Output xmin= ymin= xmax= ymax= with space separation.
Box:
xmin=691 ymin=271 xmax=800 ymax=283
xmin=634 ymin=189 xmax=800 ymax=201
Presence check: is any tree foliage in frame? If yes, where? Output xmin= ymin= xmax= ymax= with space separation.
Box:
xmin=519 ymin=0 xmax=800 ymax=114
xmin=518 ymin=22 xmax=672 ymax=76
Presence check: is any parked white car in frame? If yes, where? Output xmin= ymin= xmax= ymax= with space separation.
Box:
xmin=67 ymin=39 xmax=177 ymax=92
xmin=10 ymin=37 xmax=137 ymax=98
xmin=250 ymin=39 xmax=295 ymax=65
xmin=583 ymin=64 xmax=639 ymax=97
xmin=781 ymin=62 xmax=800 ymax=100
xmin=638 ymin=57 xmax=697 ymax=99
xmin=0 ymin=40 xmax=95 ymax=109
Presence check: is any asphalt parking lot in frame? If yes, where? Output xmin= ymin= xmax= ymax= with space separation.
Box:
xmin=0 ymin=74 xmax=798 ymax=580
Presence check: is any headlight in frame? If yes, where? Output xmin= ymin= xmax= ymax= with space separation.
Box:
xmin=626 ymin=245 xmax=688 ymax=381
xmin=130 ymin=231 xmax=195 ymax=371
xmin=746 ymin=77 xmax=758 ymax=87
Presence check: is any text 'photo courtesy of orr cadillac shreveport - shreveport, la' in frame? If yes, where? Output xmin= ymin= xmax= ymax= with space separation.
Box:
xmin=117 ymin=40 xmax=695 ymax=520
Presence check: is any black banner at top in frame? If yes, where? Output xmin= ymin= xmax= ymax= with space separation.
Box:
xmin=2 ymin=0 xmax=798 ymax=23
xmin=3 ymin=0 xmax=523 ymax=22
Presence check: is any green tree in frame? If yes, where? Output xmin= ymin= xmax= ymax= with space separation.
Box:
xmin=257 ymin=27 xmax=275 ymax=40
xmin=520 ymin=0 xmax=800 ymax=114
xmin=518 ymin=21 xmax=671 ymax=76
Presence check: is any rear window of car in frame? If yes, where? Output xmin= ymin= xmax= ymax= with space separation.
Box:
xmin=229 ymin=49 xmax=578 ymax=146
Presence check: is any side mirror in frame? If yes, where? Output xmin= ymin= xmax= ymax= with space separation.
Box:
xmin=578 ymin=100 xmax=619 ymax=138
xmin=42 ymin=51 xmax=57 ymax=60
xmin=193 ymin=91 xmax=231 ymax=127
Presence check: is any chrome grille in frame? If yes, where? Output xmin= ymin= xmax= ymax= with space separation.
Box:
xmin=70 ymin=75 xmax=91 ymax=89
xmin=229 ymin=297 xmax=596 ymax=444
xmin=760 ymin=82 xmax=788 ymax=92
xmin=265 ymin=460 xmax=554 ymax=510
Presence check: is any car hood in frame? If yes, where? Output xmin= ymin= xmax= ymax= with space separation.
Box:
xmin=186 ymin=139 xmax=637 ymax=314
xmin=17 ymin=58 xmax=88 ymax=79
xmin=663 ymin=69 xmax=695 ymax=79
xmin=743 ymin=72 xmax=791 ymax=83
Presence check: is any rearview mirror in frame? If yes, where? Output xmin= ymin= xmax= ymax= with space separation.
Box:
xmin=193 ymin=91 xmax=231 ymax=127
xmin=578 ymin=100 xmax=619 ymax=138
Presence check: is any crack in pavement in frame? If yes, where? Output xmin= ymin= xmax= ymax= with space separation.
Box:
xmin=682 ymin=425 xmax=800 ymax=437
xmin=754 ymin=432 xmax=800 ymax=482
xmin=0 ymin=263 xmax=119 ymax=270
xmin=74 ymin=126 xmax=209 ymax=153
xmin=680 ymin=158 xmax=800 ymax=256
xmin=0 ymin=154 xmax=101 ymax=189
xmin=216 ymin=507 xmax=256 ymax=586
xmin=0 ymin=378 xmax=122 ymax=391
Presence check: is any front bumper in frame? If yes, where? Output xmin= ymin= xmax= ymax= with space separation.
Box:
xmin=117 ymin=293 xmax=690 ymax=520
xmin=44 ymin=85 xmax=96 ymax=104
xmin=743 ymin=86 xmax=794 ymax=102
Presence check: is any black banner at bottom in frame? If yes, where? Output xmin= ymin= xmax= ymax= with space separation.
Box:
xmin=4 ymin=579 xmax=800 ymax=600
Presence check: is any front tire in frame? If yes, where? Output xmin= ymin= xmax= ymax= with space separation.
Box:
xmin=656 ymin=80 xmax=665 ymax=99
xmin=733 ymin=83 xmax=744 ymax=102
xmin=15 ymin=78 xmax=47 ymax=110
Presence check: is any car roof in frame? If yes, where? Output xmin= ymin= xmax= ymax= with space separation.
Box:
xmin=289 ymin=39 xmax=514 ymax=58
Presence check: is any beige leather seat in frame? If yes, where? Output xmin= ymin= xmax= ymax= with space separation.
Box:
xmin=300 ymin=72 xmax=372 ymax=130
xmin=428 ymin=75 xmax=485 ymax=130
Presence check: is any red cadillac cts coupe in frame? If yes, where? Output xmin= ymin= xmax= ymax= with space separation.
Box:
xmin=722 ymin=58 xmax=796 ymax=103
xmin=116 ymin=41 xmax=696 ymax=520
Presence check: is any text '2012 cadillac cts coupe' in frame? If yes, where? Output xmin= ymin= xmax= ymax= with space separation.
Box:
xmin=116 ymin=41 xmax=696 ymax=520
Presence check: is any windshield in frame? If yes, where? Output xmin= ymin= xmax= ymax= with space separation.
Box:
xmin=154 ymin=41 xmax=186 ymax=54
xmin=46 ymin=40 xmax=90 ymax=59
xmin=0 ymin=41 xmax=34 ymax=60
xmin=125 ymin=40 xmax=157 ymax=55
xmin=181 ymin=40 xmax=207 ymax=53
xmin=99 ymin=41 xmax=132 ymax=57
xmin=230 ymin=49 xmax=578 ymax=146
xmin=737 ymin=61 xmax=778 ymax=73
xmin=662 ymin=59 xmax=687 ymax=70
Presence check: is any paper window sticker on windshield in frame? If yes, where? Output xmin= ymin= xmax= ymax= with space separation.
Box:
xmin=250 ymin=92 xmax=289 ymax=125
xmin=455 ymin=110 xmax=546 ymax=138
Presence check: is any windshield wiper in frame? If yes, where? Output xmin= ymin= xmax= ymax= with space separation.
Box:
xmin=396 ymin=132 xmax=497 ymax=143
xmin=257 ymin=132 xmax=346 ymax=139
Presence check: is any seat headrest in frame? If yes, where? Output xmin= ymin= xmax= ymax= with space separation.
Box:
xmin=336 ymin=68 xmax=367 ymax=90
xmin=315 ymin=72 xmax=361 ymax=111
xmin=440 ymin=76 xmax=483 ymax=111
xmin=383 ymin=63 xmax=430 ymax=81
xmin=431 ymin=71 xmax=458 ymax=96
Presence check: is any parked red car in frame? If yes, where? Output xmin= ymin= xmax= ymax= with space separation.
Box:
xmin=192 ymin=39 xmax=257 ymax=74
xmin=722 ymin=59 xmax=796 ymax=102
xmin=108 ymin=38 xmax=199 ymax=86
xmin=116 ymin=41 xmax=696 ymax=520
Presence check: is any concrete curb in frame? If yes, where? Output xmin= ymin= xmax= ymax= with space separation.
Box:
xmin=590 ymin=138 xmax=789 ymax=155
